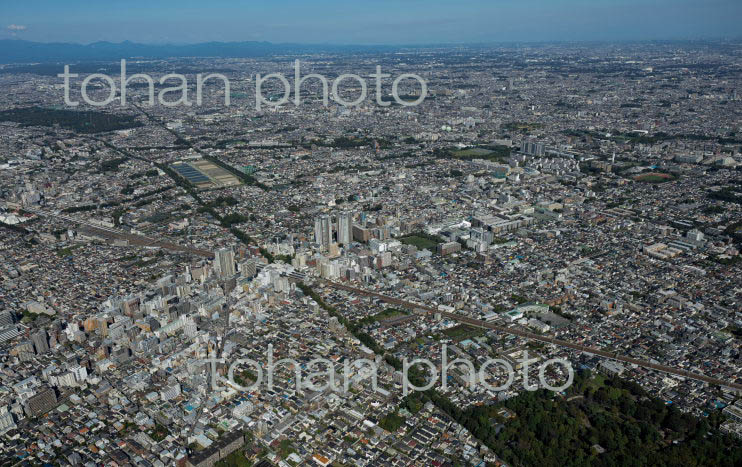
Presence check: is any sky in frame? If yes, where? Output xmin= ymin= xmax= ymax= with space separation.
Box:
xmin=1 ymin=0 xmax=741 ymax=45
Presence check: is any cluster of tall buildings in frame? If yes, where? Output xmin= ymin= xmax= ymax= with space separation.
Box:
xmin=520 ymin=139 xmax=546 ymax=157
xmin=314 ymin=211 xmax=354 ymax=251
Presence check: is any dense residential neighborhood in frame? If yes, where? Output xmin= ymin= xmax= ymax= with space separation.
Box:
xmin=0 ymin=38 xmax=741 ymax=466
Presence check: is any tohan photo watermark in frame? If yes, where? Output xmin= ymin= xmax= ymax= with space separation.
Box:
xmin=58 ymin=59 xmax=428 ymax=110
xmin=204 ymin=345 xmax=573 ymax=396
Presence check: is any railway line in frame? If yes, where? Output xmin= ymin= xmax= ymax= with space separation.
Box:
xmin=7 ymin=204 xmax=214 ymax=258
xmin=6 ymin=204 xmax=738 ymax=391
xmin=319 ymin=279 xmax=742 ymax=391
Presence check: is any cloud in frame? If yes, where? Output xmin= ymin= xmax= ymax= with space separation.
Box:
xmin=5 ymin=24 xmax=27 ymax=37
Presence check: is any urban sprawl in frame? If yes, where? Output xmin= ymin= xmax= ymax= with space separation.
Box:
xmin=0 ymin=42 xmax=741 ymax=466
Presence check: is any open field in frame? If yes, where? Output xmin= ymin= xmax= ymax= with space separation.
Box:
xmin=452 ymin=147 xmax=495 ymax=157
xmin=399 ymin=235 xmax=438 ymax=250
xmin=172 ymin=159 xmax=241 ymax=189
xmin=635 ymin=172 xmax=676 ymax=183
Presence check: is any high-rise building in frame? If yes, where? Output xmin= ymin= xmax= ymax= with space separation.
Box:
xmin=71 ymin=365 xmax=88 ymax=383
xmin=0 ymin=405 xmax=16 ymax=434
xmin=352 ymin=225 xmax=371 ymax=243
xmin=0 ymin=311 xmax=14 ymax=328
xmin=215 ymin=248 xmax=236 ymax=278
xmin=121 ymin=296 xmax=140 ymax=316
xmin=337 ymin=211 xmax=353 ymax=245
xmin=470 ymin=227 xmax=494 ymax=245
xmin=314 ymin=214 xmax=332 ymax=251
xmin=31 ymin=330 xmax=49 ymax=354
xmin=183 ymin=316 xmax=198 ymax=338
xmin=240 ymin=258 xmax=257 ymax=278
xmin=521 ymin=140 xmax=545 ymax=157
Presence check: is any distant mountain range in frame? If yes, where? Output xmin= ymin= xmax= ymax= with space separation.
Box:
xmin=2 ymin=38 xmax=736 ymax=65
xmin=0 ymin=39 xmax=399 ymax=64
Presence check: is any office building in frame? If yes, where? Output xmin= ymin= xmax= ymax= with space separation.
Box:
xmin=32 ymin=330 xmax=49 ymax=354
xmin=0 ymin=311 xmax=14 ymax=328
xmin=337 ymin=211 xmax=353 ymax=245
xmin=438 ymin=242 xmax=462 ymax=256
xmin=0 ymin=405 xmax=16 ymax=433
xmin=314 ymin=214 xmax=332 ymax=251
xmin=240 ymin=258 xmax=257 ymax=278
xmin=215 ymin=248 xmax=236 ymax=278
xmin=352 ymin=225 xmax=371 ymax=243
xmin=71 ymin=365 xmax=88 ymax=383
xmin=521 ymin=140 xmax=545 ymax=157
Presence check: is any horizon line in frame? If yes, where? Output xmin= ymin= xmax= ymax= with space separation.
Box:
xmin=3 ymin=37 xmax=742 ymax=48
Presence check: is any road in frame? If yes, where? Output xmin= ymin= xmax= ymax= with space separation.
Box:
xmin=319 ymin=279 xmax=742 ymax=391
xmin=6 ymin=206 xmax=738 ymax=391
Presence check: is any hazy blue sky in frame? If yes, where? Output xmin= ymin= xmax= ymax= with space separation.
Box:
xmin=2 ymin=0 xmax=741 ymax=44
